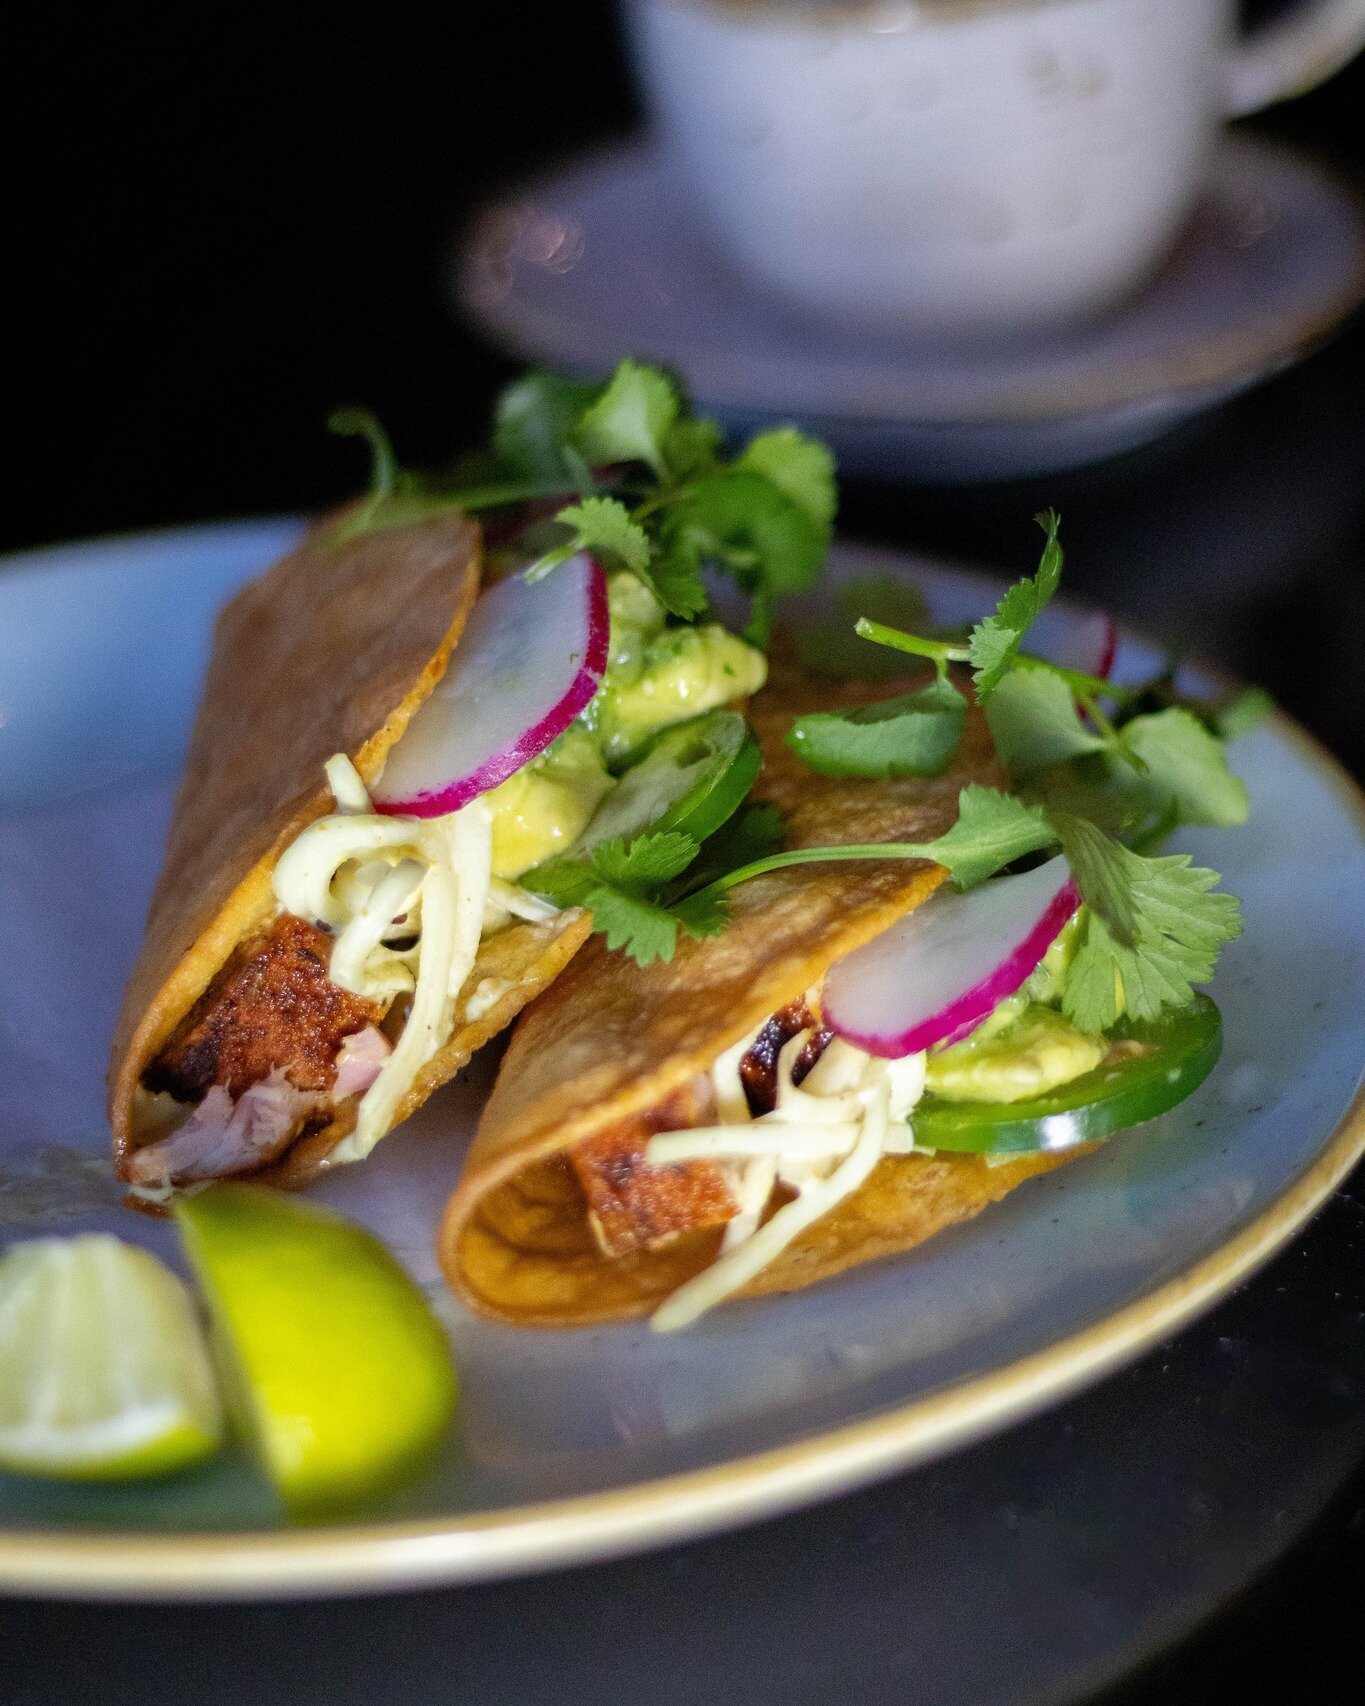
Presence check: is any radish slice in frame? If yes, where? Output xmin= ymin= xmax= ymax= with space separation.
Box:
xmin=1038 ymin=610 xmax=1118 ymax=681
xmin=823 ymin=857 xmax=1079 ymax=1059
xmin=372 ymin=553 xmax=609 ymax=818
xmin=1092 ymin=616 xmax=1118 ymax=681
xmin=1070 ymin=611 xmax=1118 ymax=680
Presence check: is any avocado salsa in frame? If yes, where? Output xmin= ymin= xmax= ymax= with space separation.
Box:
xmin=915 ymin=915 xmax=1223 ymax=1156
xmin=486 ymin=570 xmax=768 ymax=879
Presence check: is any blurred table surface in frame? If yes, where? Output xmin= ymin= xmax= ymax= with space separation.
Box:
xmin=6 ymin=10 xmax=1365 ymax=1695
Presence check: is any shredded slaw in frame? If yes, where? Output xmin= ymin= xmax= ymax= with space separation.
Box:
xmin=273 ymin=756 xmax=501 ymax=1164
xmin=645 ymin=1025 xmax=927 ymax=1331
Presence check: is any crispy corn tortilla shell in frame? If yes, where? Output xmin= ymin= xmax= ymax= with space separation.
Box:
xmin=260 ymin=907 xmax=593 ymax=1187
xmin=442 ymin=661 xmax=1077 ymax=1326
xmin=109 ymin=509 xmax=589 ymax=1184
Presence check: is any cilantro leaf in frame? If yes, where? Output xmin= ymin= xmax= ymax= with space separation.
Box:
xmin=669 ymin=883 xmax=733 ymax=941
xmin=589 ymin=830 xmax=700 ymax=892
xmin=588 ymin=860 xmax=733 ymax=967
xmin=584 ymin=886 xmax=684 ymax=966
xmin=1109 ymin=707 xmax=1250 ymax=828
xmin=574 ymin=359 xmax=680 ymax=477
xmin=984 ymin=665 xmax=1107 ymax=776
xmin=662 ymin=417 xmax=723 ymax=483
xmin=1017 ymin=765 xmax=1138 ymax=838
xmin=794 ymin=574 xmax=933 ymax=681
xmin=736 ymin=428 xmax=837 ymax=530
xmin=1216 ymin=687 xmax=1274 ymax=743
xmin=787 ymin=676 xmax=966 ymax=779
xmin=492 ymin=372 xmax=602 ymax=483
xmin=520 ymin=855 xmax=597 ymax=911
xmin=550 ymin=496 xmax=651 ymax=576
xmin=527 ymin=494 xmax=707 ymax=616
xmin=968 ymin=510 xmax=1064 ymax=697
xmin=1050 ymin=813 xmax=1141 ymax=942
xmin=643 ymin=530 xmax=710 ymax=621
xmin=664 ymin=467 xmax=827 ymax=644
xmin=453 ymin=362 xmax=841 ymax=641
xmin=525 ymin=830 xmax=710 ymax=967
xmin=664 ymin=469 xmax=826 ymax=596
xmin=919 ymin=785 xmax=1058 ymax=889
xmin=1054 ymin=828 xmax=1242 ymax=1030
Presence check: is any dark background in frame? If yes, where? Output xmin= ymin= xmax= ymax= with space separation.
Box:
xmin=11 ymin=1 xmax=1365 ymax=780
xmin=6 ymin=2 xmax=1365 ymax=1701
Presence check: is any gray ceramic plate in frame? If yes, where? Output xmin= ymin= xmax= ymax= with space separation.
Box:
xmin=457 ymin=132 xmax=1365 ymax=480
xmin=0 ymin=520 xmax=1361 ymax=1600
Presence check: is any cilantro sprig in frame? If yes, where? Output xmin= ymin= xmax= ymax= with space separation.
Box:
xmin=332 ymin=360 xmax=836 ymax=637
xmin=781 ymin=510 xmax=1067 ymax=783
xmin=527 ymin=829 xmax=727 ymax=967
xmin=1051 ymin=816 xmax=1242 ymax=1030
xmin=968 ymin=508 xmax=1065 ymax=693
xmin=523 ymin=788 xmax=1053 ymax=969
xmin=769 ymin=513 xmax=1253 ymax=1028
xmin=326 ymin=410 xmax=469 ymax=543
xmin=548 ymin=785 xmax=1241 ymax=1032
xmin=787 ymin=511 xmax=1254 ymax=842
xmin=514 ymin=364 xmax=836 ymax=639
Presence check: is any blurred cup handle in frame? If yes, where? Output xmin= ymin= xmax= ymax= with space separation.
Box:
xmin=1227 ymin=0 xmax=1365 ymax=115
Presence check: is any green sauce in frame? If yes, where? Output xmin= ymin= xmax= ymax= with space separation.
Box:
xmin=487 ymin=572 xmax=766 ymax=876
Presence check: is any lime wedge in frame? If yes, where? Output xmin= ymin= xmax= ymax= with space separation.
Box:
xmin=175 ymin=1185 xmax=457 ymax=1515
xmin=0 ymin=1234 xmax=222 ymax=1481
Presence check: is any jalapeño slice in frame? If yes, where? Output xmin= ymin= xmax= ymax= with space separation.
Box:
xmin=579 ymin=710 xmax=761 ymax=850
xmin=912 ymin=995 xmax=1222 ymax=1156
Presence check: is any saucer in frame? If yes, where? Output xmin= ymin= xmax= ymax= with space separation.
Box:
xmin=457 ymin=133 xmax=1365 ymax=482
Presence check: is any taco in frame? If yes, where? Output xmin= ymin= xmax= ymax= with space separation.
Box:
xmin=110 ymin=504 xmax=773 ymax=1196
xmin=441 ymin=655 xmax=1228 ymax=1331
xmin=440 ymin=665 xmax=1057 ymax=1325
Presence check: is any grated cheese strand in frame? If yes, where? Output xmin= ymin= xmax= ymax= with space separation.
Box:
xmin=487 ymin=879 xmax=560 ymax=924
xmin=269 ymin=756 xmax=497 ymax=1170
xmin=720 ymin=1158 xmax=778 ymax=1253
xmin=443 ymin=799 xmax=493 ymax=1002
xmin=647 ymin=1125 xmax=863 ymax=1164
xmin=273 ymin=816 xmax=423 ymax=930
xmin=328 ymin=797 xmax=493 ymax=1166
xmin=709 ymin=1025 xmax=763 ymax=1124
xmin=328 ymin=858 xmax=425 ymax=1000
xmin=330 ymin=860 xmax=460 ymax=1165
xmin=642 ymin=1027 xmax=928 ymax=1331
xmin=649 ymin=1088 xmax=891 ymax=1333
xmin=324 ymin=752 xmax=374 ymax=813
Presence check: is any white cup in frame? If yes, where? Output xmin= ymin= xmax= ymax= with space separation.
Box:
xmin=625 ymin=0 xmax=1365 ymax=336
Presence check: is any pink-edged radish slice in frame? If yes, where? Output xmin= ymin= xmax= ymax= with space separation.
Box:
xmin=372 ymin=553 xmax=609 ymax=818
xmin=822 ymin=856 xmax=1079 ymax=1060
xmin=1041 ymin=610 xmax=1118 ymax=681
